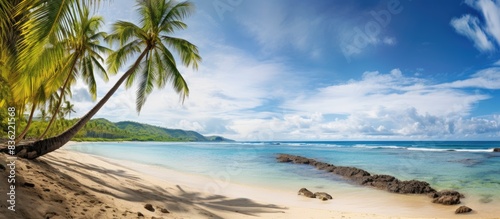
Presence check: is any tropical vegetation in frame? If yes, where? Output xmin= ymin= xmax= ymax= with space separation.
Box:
xmin=20 ymin=118 xmax=232 ymax=142
xmin=0 ymin=0 xmax=201 ymax=159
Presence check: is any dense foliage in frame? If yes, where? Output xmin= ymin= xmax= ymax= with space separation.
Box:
xmin=1 ymin=0 xmax=204 ymax=156
xmin=5 ymin=118 xmax=231 ymax=142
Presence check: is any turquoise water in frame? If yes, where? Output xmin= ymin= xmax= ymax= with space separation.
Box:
xmin=65 ymin=141 xmax=500 ymax=203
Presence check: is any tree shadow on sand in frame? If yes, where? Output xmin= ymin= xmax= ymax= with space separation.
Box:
xmin=42 ymin=153 xmax=287 ymax=218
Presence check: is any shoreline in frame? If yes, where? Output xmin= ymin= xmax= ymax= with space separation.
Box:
xmin=86 ymin=148 xmax=500 ymax=218
xmin=1 ymin=143 xmax=499 ymax=218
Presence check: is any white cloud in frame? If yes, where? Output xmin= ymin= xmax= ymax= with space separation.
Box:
xmin=437 ymin=67 xmax=500 ymax=89
xmin=451 ymin=15 xmax=494 ymax=52
xmin=451 ymin=0 xmax=500 ymax=52
xmin=233 ymin=1 xmax=333 ymax=59
xmin=383 ymin=36 xmax=396 ymax=45
xmin=67 ymin=1 xmax=500 ymax=141
xmin=283 ymin=68 xmax=490 ymax=117
xmin=71 ymin=63 xmax=500 ymax=140
xmin=474 ymin=0 xmax=500 ymax=46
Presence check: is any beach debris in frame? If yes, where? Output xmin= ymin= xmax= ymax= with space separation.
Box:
xmin=431 ymin=190 xmax=463 ymax=205
xmin=493 ymin=148 xmax=500 ymax=152
xmin=455 ymin=206 xmax=473 ymax=214
xmin=314 ymin=192 xmax=332 ymax=201
xmin=144 ymin=203 xmax=155 ymax=212
xmin=298 ymin=188 xmax=316 ymax=198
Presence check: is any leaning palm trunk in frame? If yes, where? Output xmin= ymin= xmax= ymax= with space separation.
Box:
xmin=15 ymin=102 xmax=38 ymax=141
xmin=38 ymin=57 xmax=78 ymax=140
xmin=8 ymin=50 xmax=148 ymax=159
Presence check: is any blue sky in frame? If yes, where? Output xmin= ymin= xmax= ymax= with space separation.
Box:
xmin=71 ymin=0 xmax=500 ymax=140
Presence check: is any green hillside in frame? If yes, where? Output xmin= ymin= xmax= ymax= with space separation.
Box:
xmin=75 ymin=118 xmax=233 ymax=142
xmin=17 ymin=118 xmax=233 ymax=142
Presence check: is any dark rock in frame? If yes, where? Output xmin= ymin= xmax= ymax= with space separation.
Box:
xmin=355 ymin=176 xmax=373 ymax=185
xmin=387 ymin=180 xmax=436 ymax=194
xmin=160 ymin=208 xmax=170 ymax=213
xmin=493 ymin=148 xmax=500 ymax=152
xmin=0 ymin=163 xmax=5 ymax=171
xmin=332 ymin=167 xmax=370 ymax=178
xmin=433 ymin=195 xmax=461 ymax=205
xmin=24 ymin=182 xmax=35 ymax=188
xmin=314 ymin=192 xmax=332 ymax=201
xmin=368 ymin=175 xmax=397 ymax=190
xmin=298 ymin=188 xmax=315 ymax=198
xmin=275 ymin=154 xmax=454 ymax=204
xmin=323 ymin=165 xmax=337 ymax=172
xmin=313 ymin=162 xmax=330 ymax=170
xmin=276 ymin=154 xmax=292 ymax=163
xmin=137 ymin=212 xmax=144 ymax=217
xmin=144 ymin=203 xmax=154 ymax=212
xmin=434 ymin=190 xmax=464 ymax=198
xmin=431 ymin=190 xmax=463 ymax=205
xmin=455 ymin=206 xmax=472 ymax=214
xmin=292 ymin=156 xmax=311 ymax=164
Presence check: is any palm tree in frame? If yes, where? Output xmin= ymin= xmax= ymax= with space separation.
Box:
xmin=39 ymin=108 xmax=48 ymax=122
xmin=10 ymin=0 xmax=201 ymax=159
xmin=14 ymin=83 xmax=51 ymax=141
xmin=62 ymin=101 xmax=76 ymax=119
xmin=38 ymin=4 xmax=111 ymax=140
xmin=1 ymin=0 xmax=103 ymax=139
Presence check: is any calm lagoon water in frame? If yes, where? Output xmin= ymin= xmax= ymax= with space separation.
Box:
xmin=65 ymin=141 xmax=500 ymax=205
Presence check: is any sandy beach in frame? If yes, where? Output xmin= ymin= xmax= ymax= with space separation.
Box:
xmin=1 ymin=143 xmax=499 ymax=219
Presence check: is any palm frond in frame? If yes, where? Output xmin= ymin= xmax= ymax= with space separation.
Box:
xmin=161 ymin=36 xmax=200 ymax=69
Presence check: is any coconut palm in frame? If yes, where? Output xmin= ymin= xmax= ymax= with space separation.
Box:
xmin=14 ymin=83 xmax=51 ymax=141
xmin=62 ymin=101 xmax=76 ymax=119
xmin=1 ymin=0 xmax=103 ymax=140
xmin=38 ymin=4 xmax=111 ymax=140
xmin=11 ymin=0 xmax=200 ymax=159
xmin=39 ymin=108 xmax=48 ymax=122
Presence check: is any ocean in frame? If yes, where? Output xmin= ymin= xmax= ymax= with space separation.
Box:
xmin=65 ymin=141 xmax=500 ymax=214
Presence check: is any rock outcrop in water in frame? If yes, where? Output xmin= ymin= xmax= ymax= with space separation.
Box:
xmin=493 ymin=148 xmax=500 ymax=152
xmin=277 ymin=154 xmax=463 ymax=205
xmin=430 ymin=190 xmax=464 ymax=205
